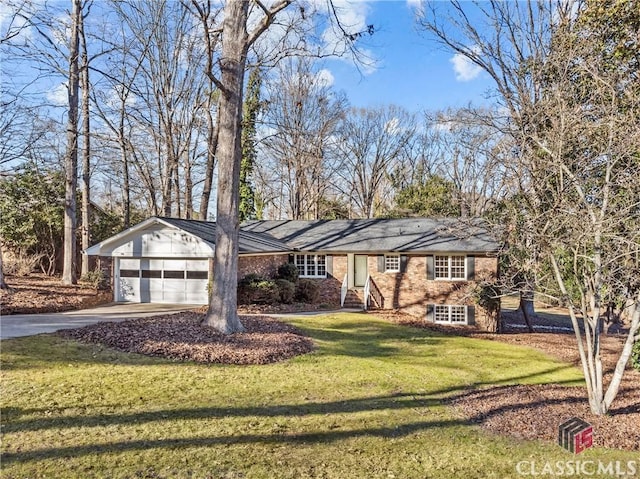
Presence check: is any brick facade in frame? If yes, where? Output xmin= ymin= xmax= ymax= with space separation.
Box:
xmin=223 ymin=252 xmax=499 ymax=329
xmin=238 ymin=254 xmax=289 ymax=279
xmin=315 ymin=254 xmax=347 ymax=307
xmin=367 ymin=254 xmax=498 ymax=327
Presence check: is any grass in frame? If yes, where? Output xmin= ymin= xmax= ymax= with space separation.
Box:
xmin=0 ymin=312 xmax=636 ymax=478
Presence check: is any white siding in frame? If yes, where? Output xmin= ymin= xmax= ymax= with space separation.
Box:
xmin=110 ymin=226 xmax=213 ymax=258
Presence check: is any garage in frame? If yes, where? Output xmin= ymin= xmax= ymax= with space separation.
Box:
xmin=84 ymin=217 xmax=291 ymax=305
xmin=116 ymin=258 xmax=209 ymax=304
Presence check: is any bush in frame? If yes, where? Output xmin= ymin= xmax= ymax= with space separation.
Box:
xmin=277 ymin=263 xmax=299 ymax=283
xmin=275 ymin=279 xmax=295 ymax=304
xmin=238 ymin=274 xmax=279 ymax=304
xmin=295 ymin=279 xmax=320 ymax=303
xmin=239 ymin=273 xmax=264 ymax=287
xmin=80 ymin=269 xmax=109 ymax=290
xmin=632 ymin=340 xmax=640 ymax=372
xmin=3 ymin=252 xmax=43 ymax=276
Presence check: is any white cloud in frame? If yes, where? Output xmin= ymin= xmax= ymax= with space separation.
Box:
xmin=46 ymin=83 xmax=68 ymax=106
xmin=406 ymin=0 xmax=423 ymax=11
xmin=315 ymin=68 xmax=335 ymax=87
xmin=314 ymin=0 xmax=378 ymax=75
xmin=450 ymin=46 xmax=482 ymax=82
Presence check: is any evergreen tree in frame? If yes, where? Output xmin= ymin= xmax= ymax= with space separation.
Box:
xmin=239 ymin=68 xmax=261 ymax=222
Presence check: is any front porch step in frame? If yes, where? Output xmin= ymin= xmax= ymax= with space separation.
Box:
xmin=343 ymin=288 xmax=364 ymax=309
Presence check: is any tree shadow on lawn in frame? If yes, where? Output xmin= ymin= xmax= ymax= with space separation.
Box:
xmin=294 ymin=318 xmax=444 ymax=359
xmin=1 ymin=317 xmax=444 ymax=370
xmin=2 ymin=375 xmax=593 ymax=465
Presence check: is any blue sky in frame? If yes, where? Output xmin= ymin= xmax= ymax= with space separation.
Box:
xmin=324 ymin=1 xmax=495 ymax=113
xmin=0 ymin=0 xmax=496 ymax=115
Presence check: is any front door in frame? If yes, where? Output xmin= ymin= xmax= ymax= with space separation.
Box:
xmin=354 ymin=255 xmax=368 ymax=287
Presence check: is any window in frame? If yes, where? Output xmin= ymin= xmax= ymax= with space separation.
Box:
xmin=434 ymin=305 xmax=467 ymax=324
xmin=435 ymin=255 xmax=466 ymax=280
xmin=120 ymin=269 xmax=139 ymax=278
xmin=141 ymin=269 xmax=161 ymax=278
xmin=163 ymin=270 xmax=185 ymax=279
xmin=384 ymin=254 xmax=400 ymax=272
xmin=294 ymin=254 xmax=326 ymax=278
xmin=186 ymin=271 xmax=208 ymax=280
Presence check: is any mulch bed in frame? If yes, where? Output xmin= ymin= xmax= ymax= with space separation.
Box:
xmin=448 ymin=384 xmax=639 ymax=451
xmin=57 ymin=312 xmax=315 ymax=365
xmin=379 ymin=310 xmax=640 ymax=452
xmin=0 ymin=274 xmax=111 ymax=315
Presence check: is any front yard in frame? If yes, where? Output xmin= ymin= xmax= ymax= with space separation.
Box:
xmin=1 ymin=312 xmax=637 ymax=478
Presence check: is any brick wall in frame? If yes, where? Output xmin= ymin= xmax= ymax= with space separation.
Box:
xmin=368 ymin=254 xmax=499 ymax=328
xmin=315 ymin=254 xmax=347 ymax=307
xmin=237 ymin=254 xmax=289 ymax=279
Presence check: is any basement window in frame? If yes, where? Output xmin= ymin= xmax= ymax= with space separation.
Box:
xmin=434 ymin=305 xmax=467 ymax=324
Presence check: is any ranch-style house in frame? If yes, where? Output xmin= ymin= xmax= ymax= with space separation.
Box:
xmin=85 ymin=216 xmax=500 ymax=328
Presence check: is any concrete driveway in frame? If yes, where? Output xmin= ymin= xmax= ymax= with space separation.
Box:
xmin=0 ymin=303 xmax=200 ymax=340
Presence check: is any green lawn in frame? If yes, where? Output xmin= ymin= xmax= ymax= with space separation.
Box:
xmin=0 ymin=313 xmax=635 ymax=478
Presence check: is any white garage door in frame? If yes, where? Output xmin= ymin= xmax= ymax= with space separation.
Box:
xmin=117 ymin=258 xmax=209 ymax=304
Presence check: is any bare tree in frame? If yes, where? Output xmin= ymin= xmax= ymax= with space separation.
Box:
xmin=336 ymin=105 xmax=416 ymax=218
xmin=420 ymin=0 xmax=640 ymax=414
xmin=260 ymin=56 xmax=346 ymax=219
xmin=196 ymin=0 xmax=369 ymax=333
xmin=79 ymin=2 xmax=91 ymax=277
xmin=61 ymin=0 xmax=82 ymax=285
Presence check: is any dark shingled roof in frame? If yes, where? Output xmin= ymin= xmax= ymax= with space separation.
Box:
xmin=241 ymin=218 xmax=499 ymax=253
xmin=158 ymin=217 xmax=291 ymax=254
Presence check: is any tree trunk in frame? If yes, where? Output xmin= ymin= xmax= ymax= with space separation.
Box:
xmin=0 ymin=242 xmax=9 ymax=290
xmin=202 ymin=0 xmax=249 ymax=334
xmin=518 ymin=291 xmax=536 ymax=333
xmin=62 ymin=0 xmax=81 ymax=285
xmin=80 ymin=12 xmax=91 ymax=278
xmin=199 ymin=94 xmax=220 ymax=220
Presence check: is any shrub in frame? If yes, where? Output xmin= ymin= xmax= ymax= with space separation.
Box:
xmin=277 ymin=263 xmax=299 ymax=283
xmin=275 ymin=279 xmax=295 ymax=304
xmin=632 ymin=340 xmax=640 ymax=372
xmin=238 ymin=274 xmax=279 ymax=304
xmin=239 ymin=273 xmax=264 ymax=287
xmin=80 ymin=269 xmax=109 ymax=290
xmin=295 ymin=279 xmax=320 ymax=303
xmin=3 ymin=252 xmax=43 ymax=276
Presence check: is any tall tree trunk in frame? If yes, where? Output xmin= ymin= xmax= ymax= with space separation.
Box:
xmin=62 ymin=0 xmax=81 ymax=285
xmin=199 ymin=94 xmax=219 ymax=220
xmin=80 ymin=11 xmax=91 ymax=277
xmin=0 ymin=242 xmax=9 ymax=290
xmin=202 ymin=0 xmax=249 ymax=334
xmin=121 ymin=138 xmax=131 ymax=228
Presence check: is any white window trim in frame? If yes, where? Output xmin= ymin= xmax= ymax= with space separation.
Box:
xmin=295 ymin=253 xmax=327 ymax=279
xmin=434 ymin=305 xmax=468 ymax=324
xmin=434 ymin=255 xmax=467 ymax=281
xmin=384 ymin=254 xmax=400 ymax=273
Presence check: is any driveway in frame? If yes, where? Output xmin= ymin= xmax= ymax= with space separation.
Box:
xmin=0 ymin=303 xmax=200 ymax=340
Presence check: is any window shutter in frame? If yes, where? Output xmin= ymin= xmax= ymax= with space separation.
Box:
xmin=377 ymin=255 xmax=385 ymax=272
xmin=288 ymin=254 xmax=295 ymax=264
xmin=426 ymin=255 xmax=435 ymax=280
xmin=426 ymin=304 xmax=435 ymax=322
xmin=467 ymin=305 xmax=476 ymax=325
xmin=326 ymin=255 xmax=333 ymax=276
xmin=400 ymin=255 xmax=408 ymax=273
xmin=466 ymin=255 xmax=475 ymax=280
